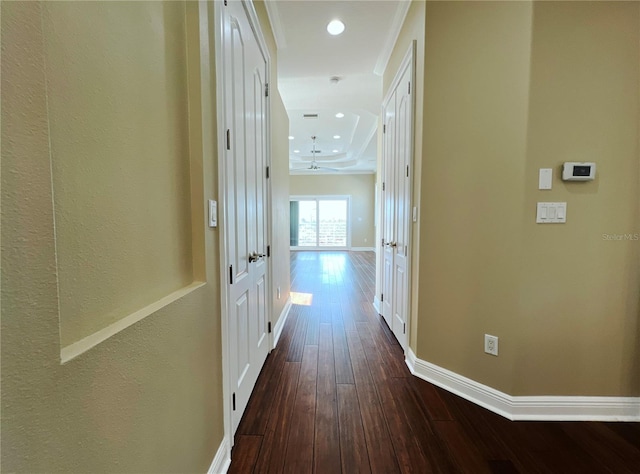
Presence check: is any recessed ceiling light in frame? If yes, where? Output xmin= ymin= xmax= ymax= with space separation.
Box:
xmin=288 ymin=136 xmax=294 ymax=140
xmin=293 ymin=149 xmax=300 ymax=153
xmin=333 ymin=135 xmax=340 ymax=139
xmin=335 ymin=112 xmax=344 ymax=118
xmin=332 ymin=149 xmax=339 ymax=153
xmin=327 ymin=20 xmax=345 ymax=36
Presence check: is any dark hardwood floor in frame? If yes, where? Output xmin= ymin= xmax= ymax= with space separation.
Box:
xmin=229 ymin=251 xmax=640 ymax=473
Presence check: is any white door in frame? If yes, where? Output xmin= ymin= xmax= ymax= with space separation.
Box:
xmin=222 ymin=0 xmax=270 ymax=434
xmin=381 ymin=92 xmax=396 ymax=328
xmin=379 ymin=45 xmax=414 ymax=351
xmin=391 ymin=66 xmax=412 ymax=351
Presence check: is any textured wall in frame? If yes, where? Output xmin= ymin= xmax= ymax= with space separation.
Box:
xmin=42 ymin=1 xmax=196 ymax=347
xmin=289 ymin=174 xmax=376 ymax=248
xmin=410 ymin=0 xmax=639 ymax=396
xmin=1 ymin=2 xmax=224 ymax=472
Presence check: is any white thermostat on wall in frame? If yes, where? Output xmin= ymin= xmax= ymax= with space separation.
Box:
xmin=562 ymin=162 xmax=596 ymax=181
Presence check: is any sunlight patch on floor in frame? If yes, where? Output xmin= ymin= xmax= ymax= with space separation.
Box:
xmin=291 ymin=292 xmax=313 ymax=306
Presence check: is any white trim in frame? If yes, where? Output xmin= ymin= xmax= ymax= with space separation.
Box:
xmin=207 ymin=436 xmax=231 ymax=474
xmin=213 ymin=0 xmax=232 ymax=451
xmin=263 ymin=0 xmax=286 ymax=49
xmin=374 ymin=0 xmax=411 ymax=76
xmin=272 ymin=296 xmax=292 ymax=349
xmin=61 ymin=281 xmax=206 ymax=363
xmin=372 ymin=295 xmax=381 ymax=314
xmin=406 ymin=348 xmax=640 ymax=422
xmin=351 ymin=247 xmax=375 ymax=252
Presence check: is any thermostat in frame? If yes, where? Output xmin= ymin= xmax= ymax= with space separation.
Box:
xmin=562 ymin=162 xmax=596 ymax=181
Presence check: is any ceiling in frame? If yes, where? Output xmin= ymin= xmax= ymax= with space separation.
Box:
xmin=264 ymin=0 xmax=410 ymax=175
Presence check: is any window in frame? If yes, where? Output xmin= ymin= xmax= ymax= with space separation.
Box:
xmin=290 ymin=196 xmax=349 ymax=249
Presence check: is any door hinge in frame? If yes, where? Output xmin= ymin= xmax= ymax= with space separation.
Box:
xmin=381 ymin=238 xmax=384 ymax=247
xmin=381 ymin=293 xmax=384 ymax=302
xmin=265 ymin=83 xmax=269 ymax=97
xmin=405 ymin=245 xmax=407 ymax=254
xmin=229 ymin=265 xmax=233 ymax=284
xmin=268 ymin=322 xmax=272 ymax=333
xmin=226 ymin=129 xmax=231 ymax=151
xmin=382 ymin=182 xmax=385 ymax=191
xmin=224 ymin=0 xmax=227 ymax=5
xmin=267 ymin=245 xmax=271 ymax=257
xmin=408 ymin=82 xmax=411 ymax=94
xmin=232 ymin=392 xmax=236 ymax=410
xmin=383 ymin=124 xmax=386 ymax=134
xmin=266 ymin=166 xmax=270 ymax=179
xmin=403 ymin=322 xmax=406 ymax=334
xmin=406 ymin=165 xmax=409 ymax=177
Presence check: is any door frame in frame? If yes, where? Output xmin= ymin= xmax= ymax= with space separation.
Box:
xmin=213 ymin=0 xmax=273 ymax=451
xmin=378 ymin=41 xmax=416 ymax=352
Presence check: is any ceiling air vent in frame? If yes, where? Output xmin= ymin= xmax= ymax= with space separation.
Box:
xmin=303 ymin=114 xmax=319 ymax=119
xmin=311 ymin=150 xmax=322 ymax=154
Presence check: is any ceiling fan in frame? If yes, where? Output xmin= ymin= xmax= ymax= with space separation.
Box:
xmin=307 ymin=136 xmax=338 ymax=172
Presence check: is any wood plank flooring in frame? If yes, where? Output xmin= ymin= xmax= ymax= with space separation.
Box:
xmin=229 ymin=251 xmax=640 ymax=473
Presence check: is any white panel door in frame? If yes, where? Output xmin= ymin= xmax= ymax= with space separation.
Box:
xmin=379 ymin=45 xmax=414 ymax=352
xmin=381 ymin=92 xmax=396 ymax=328
xmin=223 ymin=0 xmax=270 ymax=434
xmin=391 ymin=67 xmax=412 ymax=351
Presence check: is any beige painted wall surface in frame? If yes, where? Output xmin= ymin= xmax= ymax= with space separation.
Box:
xmin=381 ymin=0 xmax=425 ymax=351
xmin=290 ymin=174 xmax=376 ymax=248
xmin=43 ymin=1 xmax=196 ymax=347
xmin=417 ymin=1 xmax=639 ymax=396
xmin=514 ymin=1 xmax=640 ymax=396
xmin=1 ymin=2 xmax=224 ymax=472
xmin=255 ymin=0 xmax=291 ymax=327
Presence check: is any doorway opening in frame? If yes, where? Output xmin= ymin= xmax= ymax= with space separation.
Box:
xmin=290 ymin=196 xmax=350 ymax=250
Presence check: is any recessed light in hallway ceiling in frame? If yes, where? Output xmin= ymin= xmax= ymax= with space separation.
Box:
xmin=326 ymin=19 xmax=345 ymax=36
xmin=335 ymin=112 xmax=344 ymax=118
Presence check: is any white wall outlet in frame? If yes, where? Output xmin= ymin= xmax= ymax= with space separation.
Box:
xmin=484 ymin=334 xmax=498 ymax=356
xmin=277 ymin=287 xmax=281 ymax=300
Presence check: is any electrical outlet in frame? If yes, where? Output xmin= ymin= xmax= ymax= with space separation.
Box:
xmin=484 ymin=334 xmax=498 ymax=356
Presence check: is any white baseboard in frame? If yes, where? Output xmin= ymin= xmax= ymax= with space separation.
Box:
xmin=372 ymin=296 xmax=381 ymax=314
xmin=208 ymin=435 xmax=231 ymax=474
xmin=406 ymin=348 xmax=640 ymax=422
xmin=273 ymin=296 xmax=292 ymax=349
xmin=350 ymin=247 xmax=375 ymax=252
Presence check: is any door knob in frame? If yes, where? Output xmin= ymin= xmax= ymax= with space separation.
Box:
xmin=249 ymin=252 xmax=264 ymax=263
xmin=389 ymin=242 xmax=397 ymax=248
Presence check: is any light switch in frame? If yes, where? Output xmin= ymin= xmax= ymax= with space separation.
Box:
xmin=209 ymin=199 xmax=217 ymax=228
xmin=537 ymin=202 xmax=567 ymax=224
xmin=539 ymin=168 xmax=553 ymax=190
xmin=412 ymin=206 xmax=417 ymax=222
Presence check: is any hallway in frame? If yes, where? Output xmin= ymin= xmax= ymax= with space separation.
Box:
xmin=228 ymin=252 xmax=640 ymax=473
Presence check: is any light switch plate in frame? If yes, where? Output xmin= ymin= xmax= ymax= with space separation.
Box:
xmin=209 ymin=199 xmax=217 ymax=228
xmin=536 ymin=202 xmax=567 ymax=223
xmin=539 ymin=168 xmax=553 ymax=190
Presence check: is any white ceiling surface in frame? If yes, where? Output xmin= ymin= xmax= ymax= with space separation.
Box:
xmin=265 ymin=0 xmax=410 ymax=174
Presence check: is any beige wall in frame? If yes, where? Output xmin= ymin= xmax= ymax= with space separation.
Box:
xmin=1 ymin=2 xmax=225 ymax=471
xmin=255 ymin=0 xmax=291 ymax=327
xmin=43 ymin=2 xmax=199 ymax=347
xmin=400 ymin=1 xmax=640 ymax=396
xmin=290 ymin=174 xmax=376 ymax=249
